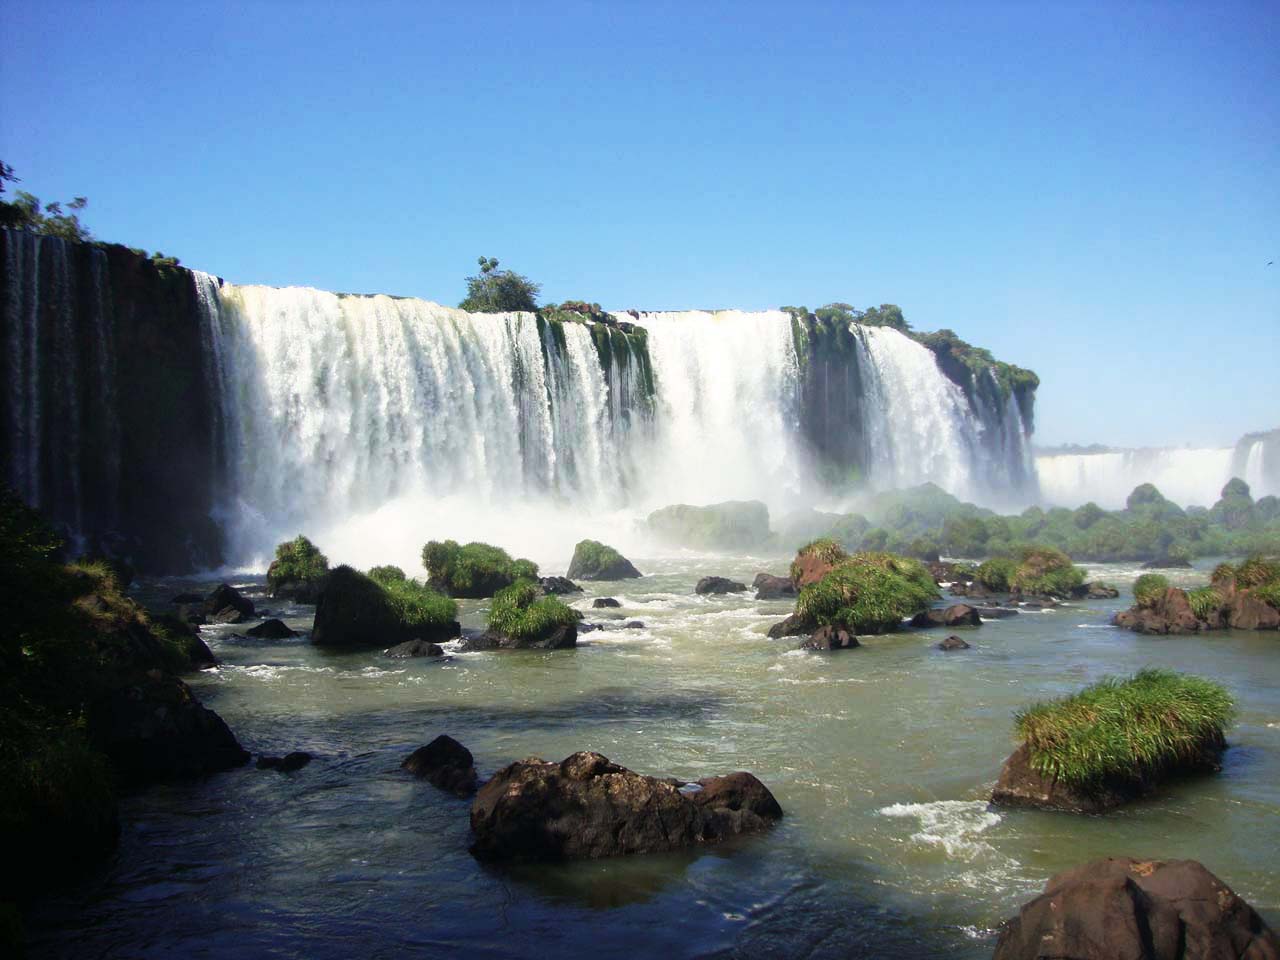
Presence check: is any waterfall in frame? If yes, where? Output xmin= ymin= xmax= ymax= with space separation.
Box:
xmin=1034 ymin=448 xmax=1237 ymax=509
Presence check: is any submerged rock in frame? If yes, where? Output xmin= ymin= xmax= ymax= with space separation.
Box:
xmin=1141 ymin=556 xmax=1194 ymax=569
xmin=909 ymin=604 xmax=982 ymax=628
xmin=752 ymin=573 xmax=797 ymax=600
xmin=384 ymin=639 xmax=445 ymax=658
xmin=457 ymin=624 xmax=577 ymax=651
xmin=623 ymin=620 xmax=645 ymax=629
xmin=993 ymin=857 xmax=1279 ymax=960
xmin=937 ymin=635 xmax=970 ymax=650
xmin=402 ymin=735 xmax=477 ymax=796
xmin=469 ymin=751 xmax=782 ymax=860
xmin=246 ymin=618 xmax=298 ymax=639
xmin=695 ymin=576 xmax=748 ymax=595
xmin=990 ymin=735 xmax=1225 ymax=814
xmin=592 ymin=597 xmax=621 ymax=608
xmin=538 ymin=576 xmax=582 ymax=595
xmin=799 ymin=624 xmax=858 ymax=650
xmin=257 ymin=751 xmax=312 ymax=772
xmin=567 ymin=540 xmax=642 ymax=581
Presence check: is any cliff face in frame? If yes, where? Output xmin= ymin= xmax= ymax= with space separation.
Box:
xmin=1 ymin=228 xmax=224 ymax=571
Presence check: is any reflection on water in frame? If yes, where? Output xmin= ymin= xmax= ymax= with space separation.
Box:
xmin=25 ymin=555 xmax=1280 ymax=958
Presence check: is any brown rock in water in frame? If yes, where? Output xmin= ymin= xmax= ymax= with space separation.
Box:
xmin=937 ymin=635 xmax=970 ymax=650
xmin=910 ymin=603 xmax=982 ymax=628
xmin=767 ymin=613 xmax=811 ymax=639
xmin=800 ymin=624 xmax=859 ymax=650
xmin=990 ymin=733 xmax=1225 ymax=814
xmin=753 ymin=573 xmax=797 ymax=599
xmin=695 ymin=576 xmax=748 ymax=595
xmin=1227 ymin=592 xmax=1280 ymax=630
xmin=993 ymin=857 xmax=1279 ymax=960
xmin=469 ymin=751 xmax=781 ymax=860
xmin=791 ymin=552 xmax=839 ymax=590
xmin=1113 ymin=587 xmax=1204 ymax=635
xmin=402 ymin=735 xmax=477 ymax=796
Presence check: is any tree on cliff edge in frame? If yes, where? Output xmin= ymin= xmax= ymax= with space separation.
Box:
xmin=0 ymin=161 xmax=93 ymax=242
xmin=459 ymin=256 xmax=541 ymax=312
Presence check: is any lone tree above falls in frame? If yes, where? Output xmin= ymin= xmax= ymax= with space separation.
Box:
xmin=459 ymin=255 xmax=541 ymax=312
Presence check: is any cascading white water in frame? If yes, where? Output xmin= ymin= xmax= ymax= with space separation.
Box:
xmin=1034 ymin=448 xmax=1237 ymax=509
xmin=625 ymin=310 xmax=805 ymax=507
xmin=1243 ymin=441 xmax=1265 ymax=493
xmin=855 ymin=325 xmax=985 ymax=501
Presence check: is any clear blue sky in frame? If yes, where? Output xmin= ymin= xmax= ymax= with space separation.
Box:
xmin=3 ymin=0 xmax=1277 ymax=448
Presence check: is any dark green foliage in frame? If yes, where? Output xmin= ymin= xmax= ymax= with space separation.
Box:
xmin=1126 ymin=484 xmax=1166 ymax=510
xmin=312 ymin=565 xmax=457 ymax=648
xmin=1010 ymin=546 xmax=1085 ymax=597
xmin=1014 ymin=669 xmax=1234 ymax=787
xmin=795 ymin=552 xmax=938 ymax=634
xmin=0 ymin=163 xmax=92 ymax=241
xmin=1133 ymin=574 xmax=1171 ymax=606
xmin=367 ymin=565 xmax=406 ymax=585
xmin=645 ymin=501 xmax=771 ymax=551
xmin=977 ymin=557 xmax=1017 ymax=591
xmin=379 ymin=577 xmax=458 ymax=632
xmin=486 ymin=580 xmax=579 ymax=641
xmin=459 ymin=256 xmax=540 ymax=312
xmin=421 ymin=539 xmax=538 ymax=598
xmin=1074 ymin=502 xmax=1106 ymax=529
xmin=266 ymin=535 xmax=329 ymax=593
xmin=1210 ymin=477 xmax=1256 ymax=531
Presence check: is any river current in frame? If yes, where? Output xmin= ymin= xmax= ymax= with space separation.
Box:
xmin=26 ymin=556 xmax=1280 ymax=958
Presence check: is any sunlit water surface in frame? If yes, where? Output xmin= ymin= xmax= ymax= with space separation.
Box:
xmin=26 ymin=556 xmax=1280 ymax=958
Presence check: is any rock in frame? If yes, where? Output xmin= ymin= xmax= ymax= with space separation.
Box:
xmin=566 ymin=540 xmax=643 ymax=581
xmin=1083 ymin=581 xmax=1120 ymax=599
xmin=210 ymin=605 xmax=248 ymax=624
xmin=269 ymin=579 xmax=322 ymax=604
xmin=175 ymin=603 xmax=207 ymax=626
xmin=257 ymin=751 xmax=312 ymax=772
xmin=624 ymin=620 xmax=645 ymax=629
xmin=993 ymin=857 xmax=1279 ymax=960
xmin=88 ymin=675 xmax=250 ymax=787
xmin=928 ymin=561 xmax=975 ymax=585
xmin=950 ymin=581 xmax=997 ymax=599
xmin=457 ymin=624 xmax=578 ymax=651
xmin=767 ymin=613 xmax=811 ymax=639
xmin=1017 ymin=598 xmax=1057 ymax=609
xmin=469 ymin=751 xmax=782 ymax=860
xmin=909 ymin=604 xmax=982 ymax=628
xmin=245 ymin=618 xmax=298 ymax=639
xmin=695 ymin=576 xmax=748 ymax=595
xmin=312 ymin=565 xmax=461 ymax=650
xmin=149 ymin=613 xmax=218 ymax=667
xmin=1142 ymin=557 xmax=1194 ymax=569
xmin=402 ymin=735 xmax=477 ymax=796
xmin=990 ymin=734 xmax=1225 ymax=813
xmin=577 ymin=623 xmax=601 ymax=634
xmin=171 ymin=591 xmax=203 ymax=604
xmin=937 ymin=635 xmax=970 ymax=650
xmin=384 ymin=639 xmax=445 ymax=658
xmin=791 ymin=552 xmax=840 ymax=590
xmin=204 ymin=583 xmax=255 ymax=620
xmin=975 ymin=606 xmax=1020 ymax=619
xmin=753 ymin=573 xmax=797 ymax=600
xmin=1227 ymin=592 xmax=1280 ymax=630
xmin=1113 ymin=587 xmax=1204 ymax=635
xmin=538 ymin=576 xmax=582 ymax=595
xmin=592 ymin=597 xmax=621 ymax=608
xmin=800 ymin=624 xmax=859 ymax=650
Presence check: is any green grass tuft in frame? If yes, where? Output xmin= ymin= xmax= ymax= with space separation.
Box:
xmin=378 ymin=577 xmax=457 ymax=630
xmin=790 ymin=538 xmax=849 ymax=582
xmin=421 ymin=539 xmax=537 ymax=597
xmin=1253 ymin=582 xmax=1280 ymax=610
xmin=1010 ymin=545 xmax=1085 ymax=596
xmin=976 ymin=556 xmax=1016 ymax=591
xmin=1014 ymin=668 xmax=1234 ymax=787
xmin=487 ymin=580 xmax=579 ymax=641
xmin=1133 ymin=573 xmax=1170 ymax=606
xmin=1186 ymin=586 xmax=1224 ymax=621
xmin=795 ymin=551 xmax=938 ymax=634
xmin=1234 ymin=556 xmax=1280 ymax=589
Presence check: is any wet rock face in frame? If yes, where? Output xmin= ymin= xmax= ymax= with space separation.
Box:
xmin=937 ymin=635 xmax=970 ymax=650
xmin=402 ymin=735 xmax=477 ymax=797
xmin=456 ymin=624 xmax=577 ymax=652
xmin=909 ymin=604 xmax=982 ymax=628
xmin=1227 ymin=592 xmax=1280 ymax=630
xmin=469 ymin=752 xmax=782 ymax=861
xmin=753 ymin=573 xmax=797 ymax=600
xmin=538 ymin=576 xmax=582 ymax=595
xmin=205 ymin=583 xmax=255 ymax=623
xmin=695 ymin=576 xmax=748 ymax=595
xmin=767 ymin=613 xmax=812 ymax=639
xmin=993 ymin=857 xmax=1280 ymax=960
xmin=800 ymin=624 xmax=859 ymax=650
xmin=384 ymin=639 xmax=444 ymax=658
xmin=990 ymin=734 xmax=1225 ymax=814
xmin=592 ymin=597 xmax=621 ymax=608
xmin=246 ymin=618 xmax=297 ymax=639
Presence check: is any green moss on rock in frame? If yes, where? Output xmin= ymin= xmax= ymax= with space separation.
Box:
xmin=795 ymin=552 xmax=938 ymax=634
xmin=421 ymin=540 xmax=538 ymax=598
xmin=566 ymin=539 xmax=642 ymax=581
xmin=486 ymin=580 xmax=580 ymax=642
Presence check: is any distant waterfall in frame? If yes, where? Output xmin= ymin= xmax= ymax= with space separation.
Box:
xmin=1035 ymin=448 xmax=1238 ymax=509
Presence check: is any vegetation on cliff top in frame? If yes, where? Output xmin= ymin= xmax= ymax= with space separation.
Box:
xmin=458 ymin=256 xmax=540 ymax=312
xmin=486 ymin=580 xmax=580 ymax=641
xmin=1013 ymin=669 xmax=1234 ymax=787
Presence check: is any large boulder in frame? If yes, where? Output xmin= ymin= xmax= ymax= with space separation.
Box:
xmin=204 ymin=583 xmax=255 ymax=622
xmin=88 ymin=676 xmax=250 ymax=787
xmin=384 ymin=639 xmax=444 ymax=658
xmin=246 ymin=618 xmax=297 ymax=639
xmin=791 ymin=550 xmax=840 ymax=590
xmin=993 ymin=857 xmax=1279 ymax=960
xmin=402 ymin=735 xmax=477 ymax=796
xmin=767 ymin=613 xmax=811 ymax=638
xmin=566 ymin=540 xmax=642 ymax=581
xmin=753 ymin=573 xmax=796 ymax=600
xmin=695 ymin=576 xmax=748 ymax=595
xmin=909 ymin=604 xmax=982 ymax=628
xmin=1113 ymin=587 xmax=1204 ymax=635
xmin=469 ymin=751 xmax=781 ymax=860
xmin=1227 ymin=592 xmax=1280 ymax=630
xmin=990 ymin=735 xmax=1225 ymax=814
xmin=311 ymin=565 xmax=460 ymax=650
xmin=538 ymin=576 xmax=582 ymax=595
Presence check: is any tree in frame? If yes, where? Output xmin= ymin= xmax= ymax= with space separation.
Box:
xmin=459 ymin=255 xmax=541 ymax=312
xmin=0 ymin=161 xmax=93 ymax=241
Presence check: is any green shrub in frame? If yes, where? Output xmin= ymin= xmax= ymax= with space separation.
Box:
xmin=789 ymin=538 xmax=848 ymax=583
xmin=266 ymin=535 xmax=329 ymax=591
xmin=976 ymin=556 xmax=1016 ymax=591
xmin=1234 ymin=556 xmax=1280 ymax=589
xmin=379 ymin=577 xmax=457 ymax=630
xmin=1253 ymin=582 xmax=1280 ymax=610
xmin=1010 ymin=545 xmax=1085 ymax=597
xmin=367 ymin=565 xmax=406 ymax=585
xmin=1186 ymin=586 xmax=1224 ymax=621
xmin=1133 ymin=574 xmax=1170 ymax=606
xmin=421 ymin=539 xmax=538 ymax=598
xmin=795 ymin=552 xmax=938 ymax=634
xmin=1013 ymin=669 xmax=1234 ymax=787
xmin=487 ymin=580 xmax=579 ymax=640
